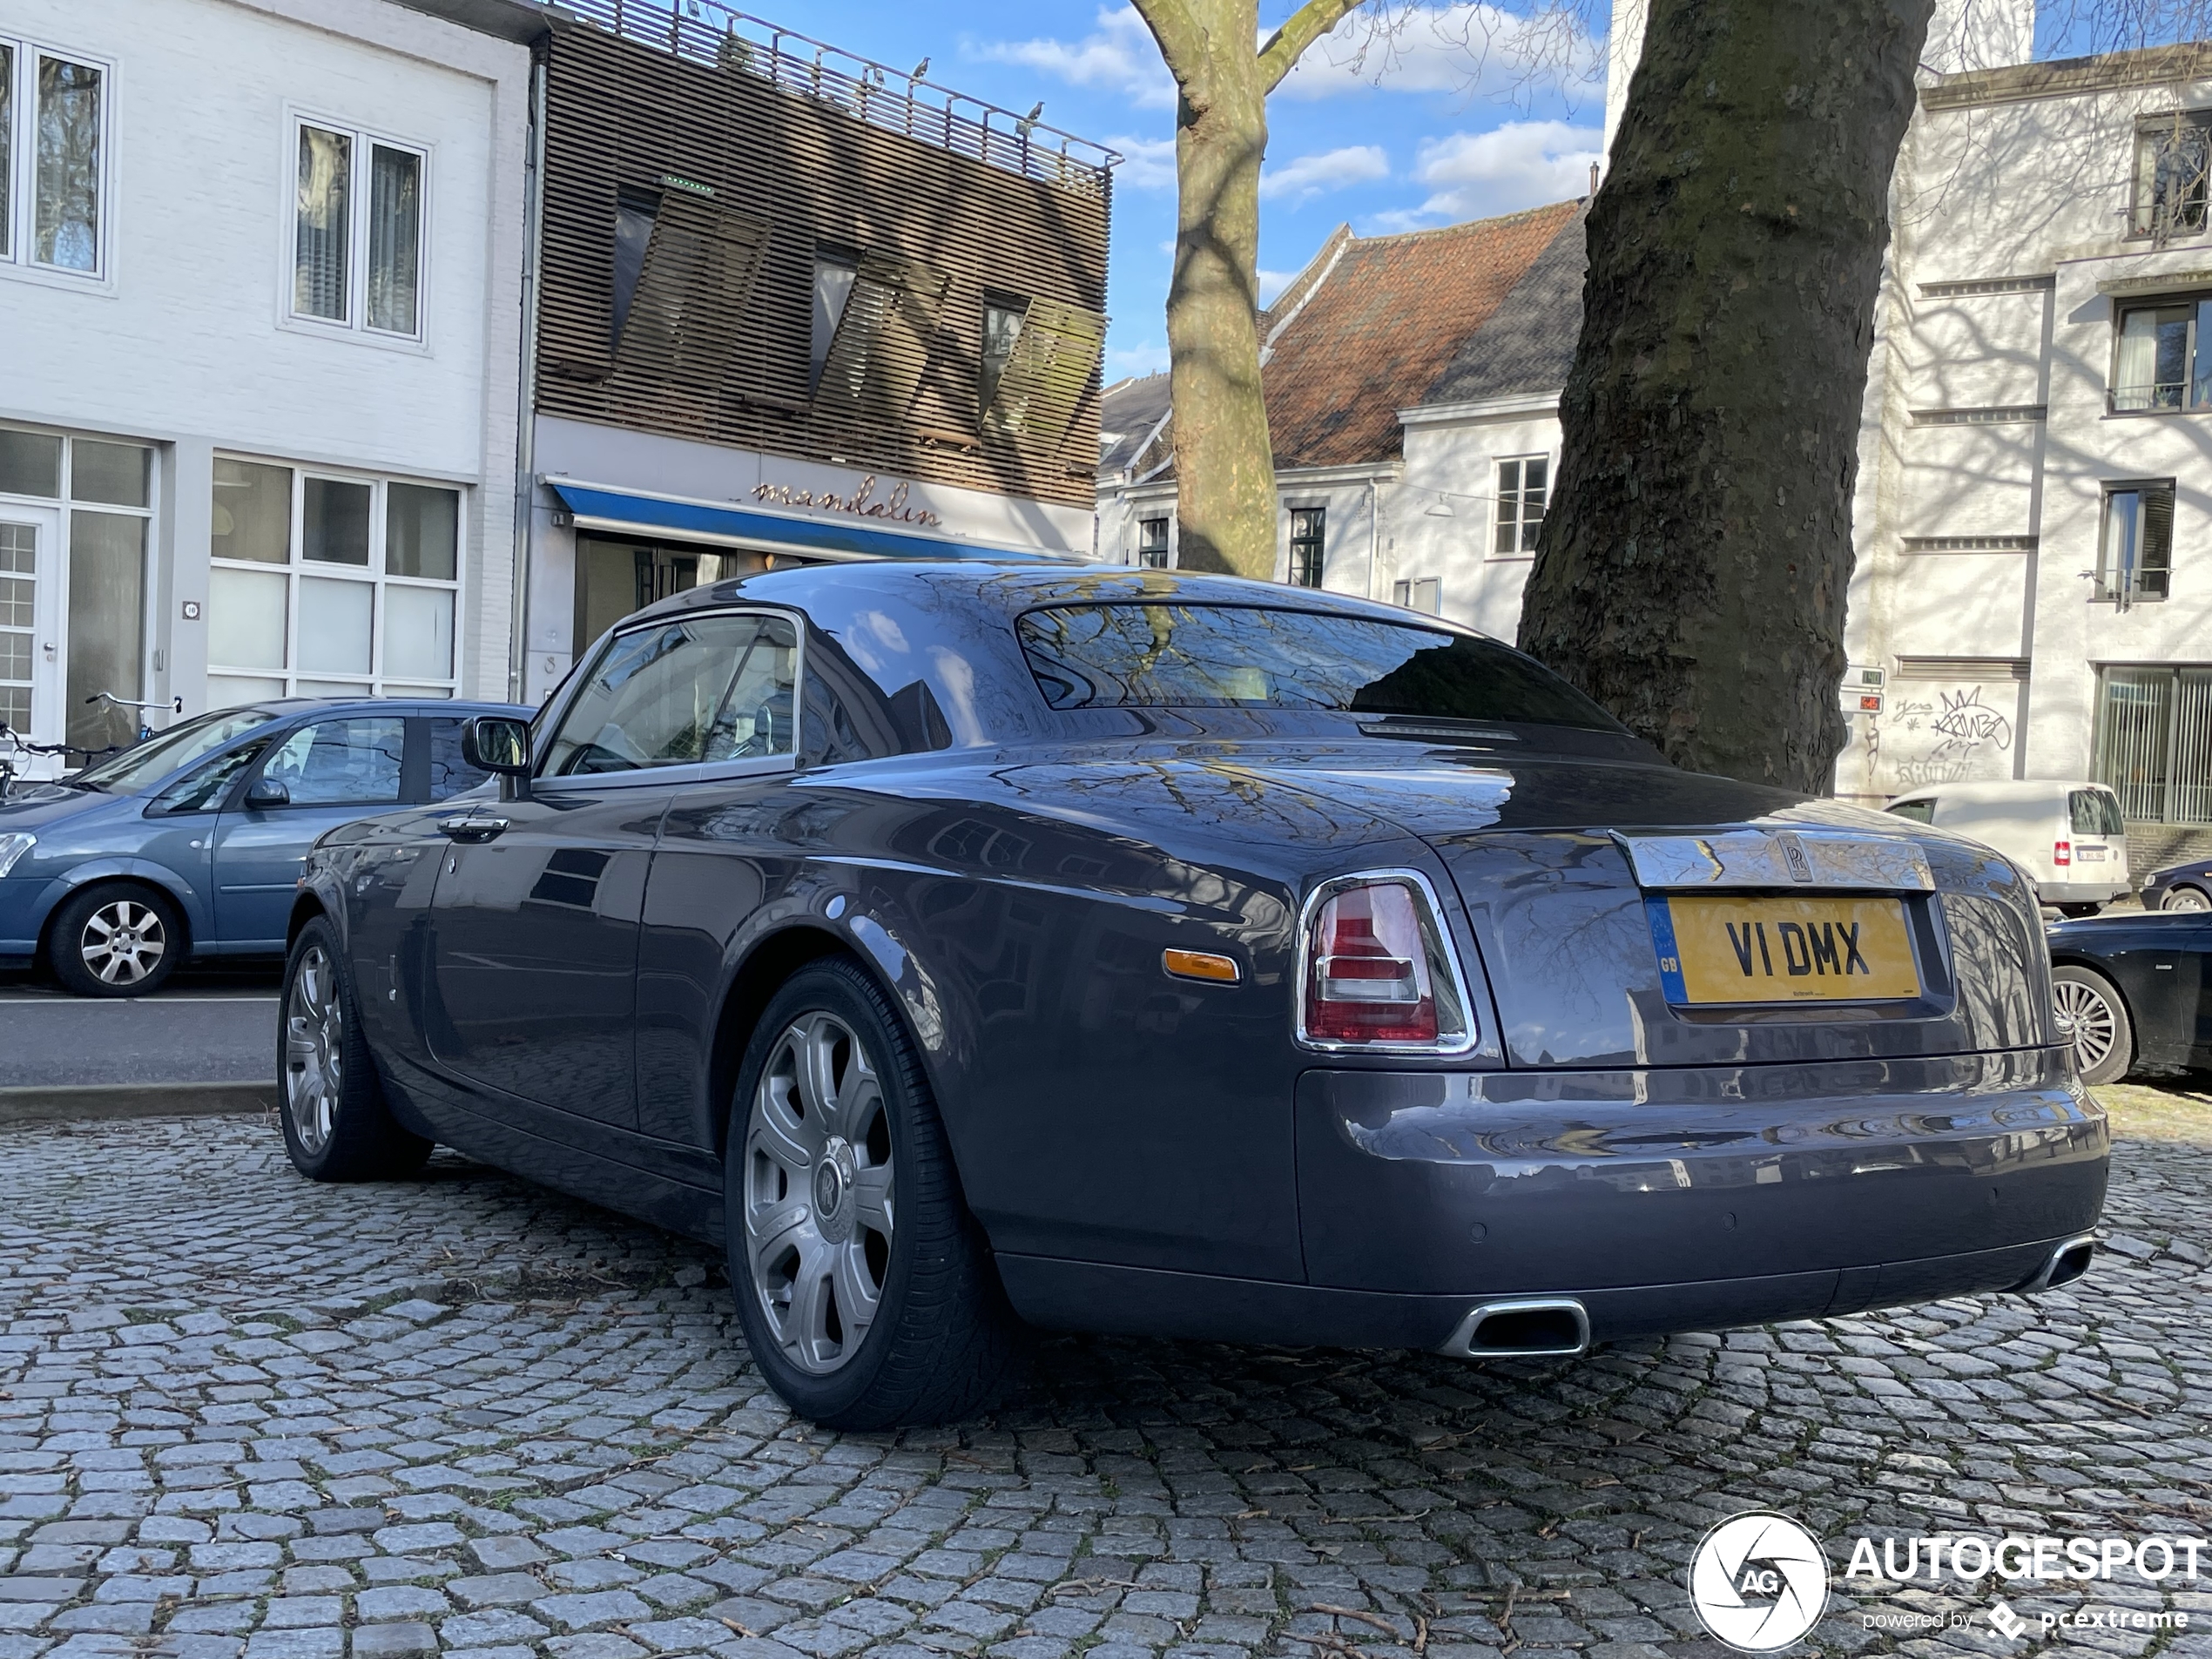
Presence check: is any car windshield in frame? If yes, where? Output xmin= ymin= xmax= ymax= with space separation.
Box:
xmin=70 ymin=709 xmax=282 ymax=795
xmin=1015 ymin=603 xmax=1625 ymax=731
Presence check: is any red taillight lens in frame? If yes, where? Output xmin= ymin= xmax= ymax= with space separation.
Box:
xmin=1303 ymin=878 xmax=1470 ymax=1049
xmin=2054 ymin=840 xmax=2071 ymax=867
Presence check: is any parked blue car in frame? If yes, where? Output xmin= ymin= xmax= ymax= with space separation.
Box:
xmin=0 ymin=697 xmax=531 ymax=995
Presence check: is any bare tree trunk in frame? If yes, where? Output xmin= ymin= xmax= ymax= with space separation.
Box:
xmin=1165 ymin=29 xmax=1278 ymax=577
xmin=1518 ymin=0 xmax=1933 ymax=791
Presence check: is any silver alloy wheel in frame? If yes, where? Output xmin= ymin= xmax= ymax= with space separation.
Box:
xmin=78 ymin=898 xmax=167 ymax=986
xmin=2054 ymin=976 xmax=2117 ymax=1077
xmin=743 ymin=1009 xmax=897 ymax=1375
xmin=285 ymin=944 xmax=344 ymax=1156
xmin=2161 ymin=886 xmax=2211 ymax=912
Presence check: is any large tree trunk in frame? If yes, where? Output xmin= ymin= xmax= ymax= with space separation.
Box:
xmin=1518 ymin=0 xmax=1933 ymax=791
xmin=1165 ymin=24 xmax=1278 ymax=578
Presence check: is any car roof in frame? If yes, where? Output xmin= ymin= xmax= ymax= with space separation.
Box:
xmin=638 ymin=558 xmax=1492 ymax=637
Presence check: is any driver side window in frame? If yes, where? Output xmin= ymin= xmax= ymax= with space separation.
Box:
xmin=539 ymin=613 xmax=799 ymax=778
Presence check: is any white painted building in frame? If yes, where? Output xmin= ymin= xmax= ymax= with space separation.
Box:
xmin=0 ymin=0 xmax=536 ymax=772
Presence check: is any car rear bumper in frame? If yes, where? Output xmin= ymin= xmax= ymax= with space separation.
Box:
xmin=996 ymin=1047 xmax=2108 ymax=1350
xmin=2036 ymin=880 xmax=2129 ymax=905
xmin=995 ymin=1232 xmax=2089 ymax=1352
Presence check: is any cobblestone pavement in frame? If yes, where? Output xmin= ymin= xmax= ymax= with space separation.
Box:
xmin=2 ymin=1111 xmax=2209 ymax=1659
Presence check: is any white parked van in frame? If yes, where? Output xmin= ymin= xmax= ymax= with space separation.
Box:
xmin=1884 ymin=780 xmax=2130 ymax=914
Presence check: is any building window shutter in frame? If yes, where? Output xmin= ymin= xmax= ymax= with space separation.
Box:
xmin=982 ymin=297 xmax=1108 ymax=446
xmin=813 ymin=252 xmax=951 ymax=420
xmin=613 ymin=196 xmax=769 ymax=411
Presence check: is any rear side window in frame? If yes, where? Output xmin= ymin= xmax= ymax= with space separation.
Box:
xmin=2070 ymin=788 xmax=2125 ymax=837
xmin=1885 ymin=799 xmax=1935 ymax=824
xmin=428 ymin=718 xmax=492 ymax=801
xmin=1015 ymin=603 xmax=1624 ymax=732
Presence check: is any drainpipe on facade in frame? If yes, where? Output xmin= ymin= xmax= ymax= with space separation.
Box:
xmin=1366 ymin=479 xmax=1379 ymax=601
xmin=508 ymin=50 xmax=549 ymax=705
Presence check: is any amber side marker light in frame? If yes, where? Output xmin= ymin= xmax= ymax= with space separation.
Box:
xmin=1163 ymin=948 xmax=1241 ymax=984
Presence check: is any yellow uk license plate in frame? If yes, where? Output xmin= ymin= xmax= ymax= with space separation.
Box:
xmin=1649 ymin=894 xmax=1922 ymax=1004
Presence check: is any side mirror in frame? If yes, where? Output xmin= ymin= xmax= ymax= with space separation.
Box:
xmin=462 ymin=715 xmax=533 ymax=800
xmin=245 ymin=777 xmax=290 ymax=808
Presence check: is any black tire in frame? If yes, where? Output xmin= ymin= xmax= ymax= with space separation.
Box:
xmin=2053 ymin=964 xmax=2133 ymax=1087
xmin=277 ymin=918 xmax=431 ymax=1181
xmin=724 ymin=957 xmax=1022 ymax=1428
xmin=48 ymin=882 xmax=185 ymax=997
xmin=2160 ymin=884 xmax=2212 ymax=913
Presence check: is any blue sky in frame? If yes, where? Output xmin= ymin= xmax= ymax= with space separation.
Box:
xmin=776 ymin=1 xmax=1614 ymax=382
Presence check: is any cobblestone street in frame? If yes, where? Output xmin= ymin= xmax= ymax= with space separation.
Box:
xmin=2 ymin=1106 xmax=2208 ymax=1659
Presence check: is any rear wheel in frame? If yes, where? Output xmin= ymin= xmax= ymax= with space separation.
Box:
xmin=2053 ymin=965 xmax=2132 ymax=1087
xmin=725 ymin=958 xmax=1022 ymax=1428
xmin=2160 ymin=884 xmax=2211 ymax=913
xmin=279 ymin=919 xmax=430 ymax=1180
xmin=49 ymin=883 xmax=184 ymax=997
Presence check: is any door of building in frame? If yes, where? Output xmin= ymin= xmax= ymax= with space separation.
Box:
xmin=573 ymin=536 xmax=766 ymax=660
xmin=0 ymin=504 xmax=64 ymax=765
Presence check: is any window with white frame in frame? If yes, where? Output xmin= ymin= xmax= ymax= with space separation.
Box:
xmin=2096 ymin=480 xmax=2175 ymax=608
xmin=289 ymin=116 xmax=428 ymax=339
xmin=1288 ymin=507 xmax=1325 ymax=588
xmin=1494 ymin=455 xmax=1548 ymax=556
xmin=0 ymin=37 xmax=111 ymax=280
xmin=207 ymin=457 xmax=462 ymax=708
xmin=1136 ymin=516 xmax=1170 ymax=569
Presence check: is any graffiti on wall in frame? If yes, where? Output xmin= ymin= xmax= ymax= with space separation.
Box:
xmin=1869 ymin=682 xmax=2019 ymax=791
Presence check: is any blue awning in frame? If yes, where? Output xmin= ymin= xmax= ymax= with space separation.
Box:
xmin=545 ymin=480 xmax=1074 ymax=564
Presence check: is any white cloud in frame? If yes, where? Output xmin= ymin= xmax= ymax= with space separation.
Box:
xmin=1372 ymin=118 xmax=1600 ymax=229
xmin=1106 ymin=339 xmax=1171 ymax=380
xmin=969 ymin=6 xmax=1174 ymax=110
xmin=1107 ymin=134 xmax=1177 ymax=191
xmin=1259 ymin=145 xmax=1389 ymax=204
xmin=1273 ymin=3 xmax=1600 ymax=104
xmin=1258 ymin=269 xmax=1297 ymax=307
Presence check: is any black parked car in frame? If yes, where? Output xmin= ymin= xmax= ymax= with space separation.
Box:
xmin=2141 ymin=855 xmax=2212 ymax=913
xmin=283 ymin=564 xmax=2108 ymax=1427
xmin=2046 ymin=909 xmax=2212 ymax=1083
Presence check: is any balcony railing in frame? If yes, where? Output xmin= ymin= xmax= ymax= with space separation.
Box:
xmin=561 ymin=0 xmax=1121 ymax=199
xmin=2108 ymin=378 xmax=2212 ymax=414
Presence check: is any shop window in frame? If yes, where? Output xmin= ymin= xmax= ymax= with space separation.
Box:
xmin=208 ymin=461 xmax=462 ymax=707
xmin=1136 ymin=516 xmax=1170 ymax=570
xmin=2096 ymin=665 xmax=2212 ymax=825
xmin=0 ymin=41 xmax=110 ymax=279
xmin=1288 ymin=508 xmax=1325 ymax=589
xmin=289 ymin=116 xmax=427 ymax=340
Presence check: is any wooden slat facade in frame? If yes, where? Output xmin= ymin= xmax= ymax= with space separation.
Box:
xmin=537 ymin=22 xmax=1112 ymax=510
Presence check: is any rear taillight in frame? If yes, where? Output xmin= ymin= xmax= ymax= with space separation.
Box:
xmin=2054 ymin=840 xmax=2072 ymax=867
xmin=1298 ymin=873 xmax=1474 ymax=1052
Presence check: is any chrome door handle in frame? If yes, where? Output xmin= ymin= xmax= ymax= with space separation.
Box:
xmin=436 ymin=814 xmax=509 ymax=843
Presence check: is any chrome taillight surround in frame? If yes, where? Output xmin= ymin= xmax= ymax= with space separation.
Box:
xmin=1293 ymin=867 xmax=1480 ymax=1055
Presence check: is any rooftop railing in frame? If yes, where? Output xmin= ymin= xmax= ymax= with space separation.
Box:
xmin=560 ymin=0 xmax=1121 ymax=199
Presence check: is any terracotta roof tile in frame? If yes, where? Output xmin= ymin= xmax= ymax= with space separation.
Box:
xmin=1260 ymin=199 xmax=1581 ymax=469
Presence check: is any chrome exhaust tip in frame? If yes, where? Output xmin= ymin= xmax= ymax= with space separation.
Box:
xmin=2018 ymin=1233 xmax=2098 ymax=1295
xmin=1440 ymin=1297 xmax=1591 ymax=1359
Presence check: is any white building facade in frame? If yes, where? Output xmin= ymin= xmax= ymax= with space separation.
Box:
xmin=0 ymin=0 xmax=534 ymax=772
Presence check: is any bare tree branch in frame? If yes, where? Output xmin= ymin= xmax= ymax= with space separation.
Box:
xmin=1258 ymin=0 xmax=1370 ymax=91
